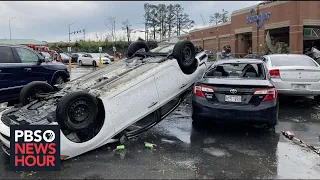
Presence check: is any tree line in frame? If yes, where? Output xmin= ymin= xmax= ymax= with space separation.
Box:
xmin=143 ymin=3 xmax=195 ymax=41
xmin=76 ymin=4 xmax=230 ymax=44
xmin=209 ymin=9 xmax=230 ymax=25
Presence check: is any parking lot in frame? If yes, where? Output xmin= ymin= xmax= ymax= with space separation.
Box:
xmin=0 ymin=65 xmax=319 ymax=179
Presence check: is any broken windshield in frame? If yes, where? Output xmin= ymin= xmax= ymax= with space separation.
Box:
xmin=205 ymin=63 xmax=266 ymax=79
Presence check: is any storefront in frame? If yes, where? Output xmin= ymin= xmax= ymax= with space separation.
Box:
xmin=180 ymin=1 xmax=320 ymax=57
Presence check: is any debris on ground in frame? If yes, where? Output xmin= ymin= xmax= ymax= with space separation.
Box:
xmin=115 ymin=145 xmax=125 ymax=151
xmin=281 ymin=130 xmax=320 ymax=156
xmin=145 ymin=142 xmax=157 ymax=149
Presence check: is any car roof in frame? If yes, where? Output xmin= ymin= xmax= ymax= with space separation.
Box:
xmin=265 ymin=54 xmax=310 ymax=59
xmin=0 ymin=44 xmax=30 ymax=48
xmin=215 ymin=58 xmax=264 ymax=65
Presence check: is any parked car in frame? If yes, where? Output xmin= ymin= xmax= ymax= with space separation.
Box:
xmin=0 ymin=44 xmax=70 ymax=105
xmin=71 ymin=53 xmax=84 ymax=63
xmin=192 ymin=59 xmax=278 ymax=128
xmin=262 ymin=54 xmax=320 ymax=100
xmin=60 ymin=53 xmax=71 ymax=64
xmin=78 ymin=53 xmax=111 ymax=66
xmin=103 ymin=53 xmax=114 ymax=61
xmin=39 ymin=51 xmax=51 ymax=61
xmin=0 ymin=40 xmax=208 ymax=159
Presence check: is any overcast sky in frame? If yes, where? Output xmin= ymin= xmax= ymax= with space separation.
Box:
xmin=0 ymin=1 xmax=260 ymax=42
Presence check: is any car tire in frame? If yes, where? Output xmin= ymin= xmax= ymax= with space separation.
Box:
xmin=20 ymin=81 xmax=54 ymax=106
xmin=56 ymin=91 xmax=99 ymax=131
xmin=173 ymin=40 xmax=198 ymax=75
xmin=53 ymin=75 xmax=65 ymax=85
xmin=78 ymin=60 xmax=83 ymax=66
xmin=127 ymin=41 xmax=150 ymax=57
xmin=93 ymin=61 xmax=97 ymax=67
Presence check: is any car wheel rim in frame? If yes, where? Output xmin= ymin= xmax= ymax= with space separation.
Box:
xmin=56 ymin=77 xmax=64 ymax=84
xmin=182 ymin=46 xmax=192 ymax=63
xmin=69 ymin=99 xmax=91 ymax=123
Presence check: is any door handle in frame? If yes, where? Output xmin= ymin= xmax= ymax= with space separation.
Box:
xmin=148 ymin=101 xmax=158 ymax=108
xmin=180 ymin=84 xmax=187 ymax=89
xmin=24 ymin=68 xmax=32 ymax=71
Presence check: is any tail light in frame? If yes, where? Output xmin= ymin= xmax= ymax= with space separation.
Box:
xmin=254 ymin=88 xmax=277 ymax=101
xmin=105 ymin=55 xmax=110 ymax=58
xmin=193 ymin=85 xmax=214 ymax=98
xmin=269 ymin=69 xmax=280 ymax=78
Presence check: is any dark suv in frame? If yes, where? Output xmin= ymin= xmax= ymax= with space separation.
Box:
xmin=0 ymin=44 xmax=70 ymax=104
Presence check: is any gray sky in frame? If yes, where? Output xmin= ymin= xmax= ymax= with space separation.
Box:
xmin=0 ymin=1 xmax=260 ymax=42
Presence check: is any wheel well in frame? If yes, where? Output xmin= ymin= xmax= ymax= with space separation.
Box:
xmin=51 ymin=72 xmax=67 ymax=84
xmin=61 ymin=97 xmax=106 ymax=143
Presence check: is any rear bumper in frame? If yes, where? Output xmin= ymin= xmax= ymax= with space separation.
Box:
xmin=272 ymin=79 xmax=320 ymax=96
xmin=192 ymin=95 xmax=278 ymax=125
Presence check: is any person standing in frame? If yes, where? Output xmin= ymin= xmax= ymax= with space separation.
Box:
xmin=248 ymin=47 xmax=253 ymax=58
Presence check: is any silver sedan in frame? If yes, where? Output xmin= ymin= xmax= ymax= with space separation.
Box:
xmin=262 ymin=54 xmax=320 ymax=100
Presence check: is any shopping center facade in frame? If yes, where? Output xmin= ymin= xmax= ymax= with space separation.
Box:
xmin=180 ymin=1 xmax=320 ymax=57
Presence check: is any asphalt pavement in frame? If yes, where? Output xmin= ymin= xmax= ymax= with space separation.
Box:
xmin=0 ymin=66 xmax=320 ymax=179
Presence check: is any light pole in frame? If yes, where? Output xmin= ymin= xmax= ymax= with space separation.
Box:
xmin=68 ymin=23 xmax=75 ymax=42
xmin=9 ymin=17 xmax=16 ymax=40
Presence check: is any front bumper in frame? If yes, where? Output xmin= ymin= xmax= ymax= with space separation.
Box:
xmin=0 ymin=109 xmax=10 ymax=150
xmin=192 ymin=95 xmax=278 ymax=125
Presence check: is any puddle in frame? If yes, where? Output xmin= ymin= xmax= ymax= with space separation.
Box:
xmin=203 ymin=147 xmax=231 ymax=157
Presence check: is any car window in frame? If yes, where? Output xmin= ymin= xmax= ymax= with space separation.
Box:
xmin=15 ymin=47 xmax=39 ymax=63
xmin=205 ymin=63 xmax=265 ymax=79
xmin=270 ymin=56 xmax=317 ymax=67
xmin=60 ymin=53 xmax=69 ymax=59
xmin=0 ymin=46 xmax=15 ymax=63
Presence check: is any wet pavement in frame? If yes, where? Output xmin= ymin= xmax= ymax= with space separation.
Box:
xmin=1 ymin=67 xmax=320 ymax=179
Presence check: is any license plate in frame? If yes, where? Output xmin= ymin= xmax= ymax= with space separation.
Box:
xmin=225 ymin=95 xmax=241 ymax=102
xmin=292 ymin=84 xmax=307 ymax=90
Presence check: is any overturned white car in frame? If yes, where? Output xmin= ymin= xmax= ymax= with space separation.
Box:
xmin=0 ymin=40 xmax=208 ymax=159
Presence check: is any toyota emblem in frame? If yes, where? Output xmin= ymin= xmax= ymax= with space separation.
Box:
xmin=230 ymin=89 xmax=237 ymax=94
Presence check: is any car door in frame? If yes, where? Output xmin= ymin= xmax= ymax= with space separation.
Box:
xmin=80 ymin=54 xmax=89 ymax=65
xmin=154 ymin=64 xmax=188 ymax=107
xmin=0 ymin=46 xmax=24 ymax=102
xmin=86 ymin=54 xmax=94 ymax=65
xmin=103 ymin=75 xmax=159 ymax=133
xmin=12 ymin=46 xmax=47 ymax=85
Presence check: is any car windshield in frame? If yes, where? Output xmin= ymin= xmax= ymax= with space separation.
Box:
xmin=60 ymin=53 xmax=69 ymax=59
xmin=90 ymin=53 xmax=101 ymax=58
xmin=205 ymin=63 xmax=265 ymax=79
xmin=270 ymin=55 xmax=318 ymax=67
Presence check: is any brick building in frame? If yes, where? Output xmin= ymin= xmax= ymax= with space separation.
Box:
xmin=180 ymin=1 xmax=320 ymax=57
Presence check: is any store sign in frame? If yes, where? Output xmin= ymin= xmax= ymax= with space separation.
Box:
xmin=246 ymin=9 xmax=271 ymax=29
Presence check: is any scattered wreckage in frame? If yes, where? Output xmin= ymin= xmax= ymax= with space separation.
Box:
xmin=0 ymin=39 xmax=208 ymax=160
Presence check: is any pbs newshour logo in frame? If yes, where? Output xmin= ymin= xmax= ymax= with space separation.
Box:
xmin=10 ymin=125 xmax=60 ymax=171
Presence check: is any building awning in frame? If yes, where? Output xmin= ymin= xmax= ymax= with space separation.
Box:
xmin=0 ymin=39 xmax=47 ymax=45
xmin=303 ymin=28 xmax=320 ymax=40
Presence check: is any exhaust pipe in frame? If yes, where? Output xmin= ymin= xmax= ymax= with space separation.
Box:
xmin=262 ymin=124 xmax=269 ymax=129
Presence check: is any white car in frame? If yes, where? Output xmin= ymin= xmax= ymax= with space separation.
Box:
xmin=263 ymin=54 xmax=320 ymax=100
xmin=78 ymin=53 xmax=111 ymax=66
xmin=0 ymin=40 xmax=208 ymax=160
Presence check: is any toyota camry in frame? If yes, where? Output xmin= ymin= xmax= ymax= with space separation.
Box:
xmin=192 ymin=59 xmax=278 ymax=128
